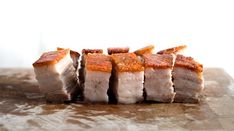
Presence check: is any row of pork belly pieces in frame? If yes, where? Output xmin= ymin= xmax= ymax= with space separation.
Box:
xmin=33 ymin=45 xmax=204 ymax=104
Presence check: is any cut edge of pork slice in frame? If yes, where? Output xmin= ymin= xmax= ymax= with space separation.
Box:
xmin=57 ymin=47 xmax=81 ymax=95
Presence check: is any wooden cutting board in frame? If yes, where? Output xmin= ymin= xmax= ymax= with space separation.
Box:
xmin=0 ymin=68 xmax=234 ymax=130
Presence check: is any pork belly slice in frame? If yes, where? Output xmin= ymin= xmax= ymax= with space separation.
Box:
xmin=134 ymin=45 xmax=155 ymax=56
xmin=157 ymin=45 xmax=187 ymax=55
xmin=79 ymin=49 xmax=103 ymax=100
xmin=173 ymin=55 xmax=204 ymax=103
xmin=107 ymin=47 xmax=129 ymax=55
xmin=143 ymin=54 xmax=176 ymax=103
xmin=110 ymin=53 xmax=144 ymax=104
xmin=33 ymin=49 xmax=79 ymax=102
xmin=83 ymin=54 xmax=112 ymax=103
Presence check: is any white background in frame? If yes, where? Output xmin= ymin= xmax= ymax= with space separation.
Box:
xmin=0 ymin=0 xmax=234 ymax=77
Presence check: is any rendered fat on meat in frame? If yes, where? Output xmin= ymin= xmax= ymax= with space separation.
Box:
xmin=143 ymin=54 xmax=176 ymax=103
xmin=83 ymin=53 xmax=112 ymax=103
xmin=110 ymin=53 xmax=144 ymax=104
xmin=32 ymin=49 xmax=79 ymax=102
xmin=173 ymin=55 xmax=204 ymax=103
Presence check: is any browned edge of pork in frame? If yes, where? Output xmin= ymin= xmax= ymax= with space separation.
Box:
xmin=134 ymin=45 xmax=155 ymax=56
xmin=107 ymin=47 xmax=129 ymax=55
xmin=157 ymin=45 xmax=187 ymax=55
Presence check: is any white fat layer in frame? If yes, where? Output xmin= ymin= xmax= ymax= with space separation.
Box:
xmin=33 ymin=53 xmax=78 ymax=101
xmin=173 ymin=78 xmax=204 ymax=92
xmin=115 ymin=72 xmax=144 ymax=104
xmin=144 ymin=68 xmax=175 ymax=102
xmin=84 ymin=71 xmax=111 ymax=102
xmin=145 ymin=68 xmax=171 ymax=79
xmin=173 ymin=67 xmax=203 ymax=84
